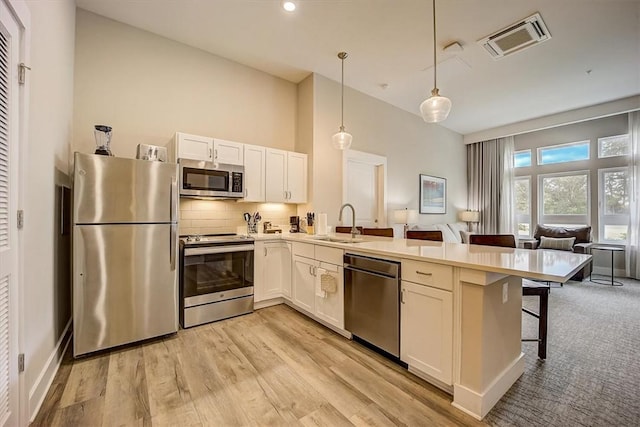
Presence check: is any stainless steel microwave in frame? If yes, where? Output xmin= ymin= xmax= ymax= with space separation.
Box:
xmin=179 ymin=159 xmax=244 ymax=198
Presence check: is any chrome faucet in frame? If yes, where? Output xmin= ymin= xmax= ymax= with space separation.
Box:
xmin=338 ymin=203 xmax=359 ymax=238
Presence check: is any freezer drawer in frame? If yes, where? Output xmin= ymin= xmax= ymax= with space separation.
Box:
xmin=73 ymin=224 xmax=178 ymax=356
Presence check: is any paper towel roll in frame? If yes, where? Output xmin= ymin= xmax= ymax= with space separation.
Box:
xmin=316 ymin=213 xmax=328 ymax=236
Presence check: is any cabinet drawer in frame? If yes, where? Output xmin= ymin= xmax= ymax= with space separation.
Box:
xmin=401 ymin=259 xmax=453 ymax=291
xmin=315 ymin=245 xmax=343 ymax=265
xmin=292 ymin=242 xmax=315 ymax=259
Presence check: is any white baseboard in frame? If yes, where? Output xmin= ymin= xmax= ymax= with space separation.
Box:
xmin=254 ymin=297 xmax=284 ymax=310
xmin=29 ymin=319 xmax=72 ymax=422
xmin=452 ymin=352 xmax=525 ymax=420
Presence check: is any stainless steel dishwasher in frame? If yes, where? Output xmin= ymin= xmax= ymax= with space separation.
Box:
xmin=344 ymin=253 xmax=401 ymax=358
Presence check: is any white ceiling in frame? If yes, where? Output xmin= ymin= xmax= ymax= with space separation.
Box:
xmin=75 ymin=0 xmax=640 ymax=135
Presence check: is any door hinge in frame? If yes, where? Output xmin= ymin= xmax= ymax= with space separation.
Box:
xmin=18 ymin=63 xmax=31 ymax=85
xmin=18 ymin=354 xmax=24 ymax=373
xmin=17 ymin=209 xmax=24 ymax=229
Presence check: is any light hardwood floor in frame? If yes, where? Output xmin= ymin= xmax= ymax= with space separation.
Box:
xmin=32 ymin=304 xmax=486 ymax=426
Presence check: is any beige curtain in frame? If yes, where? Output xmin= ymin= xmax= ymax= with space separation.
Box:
xmin=467 ymin=136 xmax=516 ymax=235
xmin=626 ymin=111 xmax=640 ymax=279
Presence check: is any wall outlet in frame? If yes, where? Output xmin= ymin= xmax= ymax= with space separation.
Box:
xmin=502 ymin=282 xmax=508 ymax=303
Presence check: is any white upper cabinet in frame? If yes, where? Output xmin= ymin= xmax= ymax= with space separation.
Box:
xmin=243 ymin=144 xmax=266 ymax=202
xmin=265 ymin=148 xmax=288 ymax=203
xmin=287 ymin=152 xmax=308 ymax=203
xmin=175 ymin=132 xmax=213 ymax=162
xmin=265 ymin=148 xmax=307 ymax=203
xmin=213 ymin=138 xmax=244 ymax=165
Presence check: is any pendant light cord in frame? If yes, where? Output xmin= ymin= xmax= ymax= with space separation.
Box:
xmin=432 ymin=0 xmax=437 ymax=92
xmin=340 ymin=53 xmax=346 ymax=129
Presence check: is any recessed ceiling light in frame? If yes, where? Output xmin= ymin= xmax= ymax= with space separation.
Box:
xmin=282 ymin=1 xmax=296 ymax=12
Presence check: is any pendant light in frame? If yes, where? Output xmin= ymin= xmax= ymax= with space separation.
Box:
xmin=419 ymin=0 xmax=451 ymax=123
xmin=332 ymin=52 xmax=353 ymax=150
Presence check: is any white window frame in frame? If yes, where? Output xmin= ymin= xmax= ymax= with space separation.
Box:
xmin=514 ymin=149 xmax=532 ymax=168
xmin=536 ymin=140 xmax=590 ymax=165
xmin=515 ymin=176 xmax=531 ymax=237
xmin=597 ymin=134 xmax=630 ymax=159
xmin=538 ymin=170 xmax=590 ymax=226
xmin=598 ymin=167 xmax=630 ymax=243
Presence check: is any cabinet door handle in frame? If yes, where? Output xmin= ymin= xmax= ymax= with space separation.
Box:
xmin=313 ymin=266 xmax=317 ymax=276
xmin=401 ymin=289 xmax=405 ymax=304
xmin=416 ymin=271 xmax=432 ymax=276
xmin=309 ymin=265 xmax=313 ymax=275
xmin=284 ymin=191 xmax=288 ymax=200
xmin=209 ymin=147 xmax=212 ymax=159
xmin=264 ymin=247 xmax=267 ymax=256
xmin=214 ymin=149 xmax=218 ymax=160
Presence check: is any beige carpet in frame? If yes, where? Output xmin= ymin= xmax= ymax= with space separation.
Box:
xmin=485 ymin=277 xmax=640 ymax=426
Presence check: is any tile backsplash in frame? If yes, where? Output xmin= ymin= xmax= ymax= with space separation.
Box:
xmin=179 ymin=199 xmax=297 ymax=236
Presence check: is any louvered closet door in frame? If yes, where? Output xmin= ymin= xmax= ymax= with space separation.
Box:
xmin=0 ymin=2 xmax=21 ymax=426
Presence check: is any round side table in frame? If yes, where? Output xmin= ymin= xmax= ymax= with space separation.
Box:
xmin=589 ymin=246 xmax=624 ymax=286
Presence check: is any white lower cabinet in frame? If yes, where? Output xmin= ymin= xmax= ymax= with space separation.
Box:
xmin=401 ymin=280 xmax=453 ymax=385
xmin=314 ymin=262 xmax=344 ymax=329
xmin=292 ymin=254 xmax=317 ymax=313
xmin=254 ymin=241 xmax=291 ymax=304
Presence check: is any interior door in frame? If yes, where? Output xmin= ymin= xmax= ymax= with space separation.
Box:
xmin=0 ymin=2 xmax=22 ymax=425
xmin=343 ymin=150 xmax=387 ymax=227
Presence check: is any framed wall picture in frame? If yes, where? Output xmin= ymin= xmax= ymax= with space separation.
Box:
xmin=419 ymin=174 xmax=446 ymax=214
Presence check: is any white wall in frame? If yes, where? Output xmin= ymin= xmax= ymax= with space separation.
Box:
xmin=310 ymin=74 xmax=466 ymax=228
xmin=73 ymin=10 xmax=298 ymax=157
xmin=23 ymin=0 xmax=75 ymax=418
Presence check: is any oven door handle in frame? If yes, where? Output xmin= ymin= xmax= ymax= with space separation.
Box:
xmin=184 ymin=244 xmax=255 ymax=256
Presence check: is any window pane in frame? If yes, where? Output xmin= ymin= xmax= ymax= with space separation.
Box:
xmin=542 ymin=174 xmax=588 ymax=215
xmin=538 ymin=142 xmax=589 ymax=165
xmin=515 ymin=179 xmax=530 ymax=214
xmin=517 ymin=223 xmax=530 ymax=237
xmin=598 ymin=135 xmax=629 ymax=158
xmin=604 ymin=225 xmax=628 ymax=241
xmin=603 ymin=170 xmax=629 ymax=215
xmin=514 ymin=150 xmax=531 ymax=167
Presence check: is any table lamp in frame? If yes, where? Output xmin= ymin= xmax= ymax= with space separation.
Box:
xmin=459 ymin=210 xmax=480 ymax=232
xmin=393 ymin=208 xmax=419 ymax=238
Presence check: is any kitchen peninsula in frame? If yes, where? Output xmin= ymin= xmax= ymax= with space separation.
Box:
xmin=251 ymin=233 xmax=592 ymax=420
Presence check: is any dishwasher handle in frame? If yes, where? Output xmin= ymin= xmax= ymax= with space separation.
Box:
xmin=344 ymin=264 xmax=399 ymax=280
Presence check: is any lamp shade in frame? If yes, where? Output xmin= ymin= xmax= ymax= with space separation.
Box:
xmin=420 ymin=92 xmax=452 ymax=123
xmin=393 ymin=209 xmax=418 ymax=224
xmin=332 ymin=130 xmax=353 ymax=149
xmin=459 ymin=210 xmax=480 ymax=223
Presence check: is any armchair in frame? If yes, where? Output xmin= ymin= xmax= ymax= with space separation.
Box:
xmin=523 ymin=225 xmax=593 ymax=281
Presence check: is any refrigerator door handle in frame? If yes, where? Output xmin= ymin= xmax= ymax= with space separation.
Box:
xmin=170 ymin=177 xmax=178 ymax=223
xmin=170 ymin=223 xmax=177 ymax=270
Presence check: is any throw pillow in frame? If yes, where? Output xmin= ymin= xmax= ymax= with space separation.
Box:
xmin=539 ymin=236 xmax=575 ymax=251
xmin=460 ymin=230 xmax=475 ymax=244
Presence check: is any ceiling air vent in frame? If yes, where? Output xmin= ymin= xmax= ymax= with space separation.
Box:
xmin=478 ymin=13 xmax=551 ymax=60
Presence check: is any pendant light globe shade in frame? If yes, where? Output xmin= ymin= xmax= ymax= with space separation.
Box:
xmin=420 ymin=88 xmax=452 ymax=123
xmin=332 ymin=128 xmax=353 ymax=149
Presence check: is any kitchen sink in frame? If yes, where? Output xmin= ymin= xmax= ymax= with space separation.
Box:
xmin=312 ymin=236 xmax=365 ymax=244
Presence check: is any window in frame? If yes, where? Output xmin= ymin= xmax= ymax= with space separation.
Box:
xmin=538 ymin=171 xmax=590 ymax=227
xmin=598 ymin=134 xmax=630 ymax=158
xmin=537 ymin=141 xmax=590 ymax=165
xmin=515 ymin=177 xmax=531 ymax=237
xmin=514 ymin=150 xmax=532 ymax=168
xmin=598 ymin=167 xmax=629 ymax=242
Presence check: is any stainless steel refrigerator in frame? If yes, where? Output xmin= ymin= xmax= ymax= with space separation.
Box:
xmin=73 ymin=152 xmax=178 ymax=357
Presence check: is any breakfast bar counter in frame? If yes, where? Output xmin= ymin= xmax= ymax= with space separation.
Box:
xmin=250 ymin=232 xmax=592 ymax=419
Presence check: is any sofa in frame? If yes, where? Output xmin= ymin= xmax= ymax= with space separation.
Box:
xmin=523 ymin=224 xmax=593 ymax=281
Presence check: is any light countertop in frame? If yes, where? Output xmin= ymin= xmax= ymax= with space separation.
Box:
xmin=249 ymin=232 xmax=592 ymax=282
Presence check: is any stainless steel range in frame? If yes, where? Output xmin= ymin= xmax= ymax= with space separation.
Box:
xmin=179 ymin=234 xmax=254 ymax=328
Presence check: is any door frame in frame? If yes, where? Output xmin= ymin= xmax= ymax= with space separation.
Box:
xmin=342 ymin=149 xmax=388 ymax=226
xmin=3 ymin=1 xmax=29 ymax=426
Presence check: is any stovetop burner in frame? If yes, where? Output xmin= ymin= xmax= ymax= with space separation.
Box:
xmin=180 ymin=233 xmax=254 ymax=245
